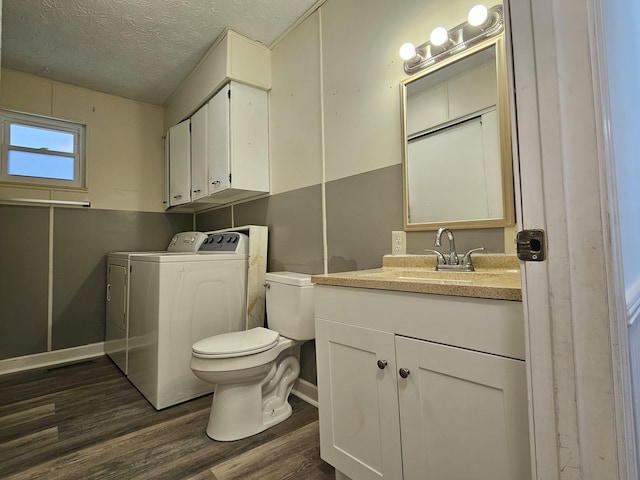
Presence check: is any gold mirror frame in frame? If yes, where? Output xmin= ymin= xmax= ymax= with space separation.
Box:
xmin=400 ymin=34 xmax=514 ymax=231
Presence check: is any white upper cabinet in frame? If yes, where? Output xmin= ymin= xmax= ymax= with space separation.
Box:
xmin=207 ymin=81 xmax=269 ymax=202
xmin=190 ymin=105 xmax=208 ymax=202
xmin=208 ymin=83 xmax=231 ymax=194
xmin=169 ymin=81 xmax=269 ymax=209
xmin=168 ymin=119 xmax=191 ymax=207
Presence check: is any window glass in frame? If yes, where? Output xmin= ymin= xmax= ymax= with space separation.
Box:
xmin=8 ymin=151 xmax=75 ymax=180
xmin=1 ymin=110 xmax=85 ymax=188
xmin=10 ymin=124 xmax=75 ymax=153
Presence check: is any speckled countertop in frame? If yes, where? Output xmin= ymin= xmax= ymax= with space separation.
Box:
xmin=311 ymin=254 xmax=522 ymax=301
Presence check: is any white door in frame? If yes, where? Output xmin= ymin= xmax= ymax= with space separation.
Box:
xmin=315 ymin=319 xmax=403 ymax=480
xmin=396 ymin=336 xmax=530 ymax=480
xmin=208 ymin=84 xmax=230 ymax=193
xmin=190 ymin=104 xmax=207 ymax=201
xmin=168 ymin=119 xmax=191 ymax=206
xmin=507 ymin=0 xmax=633 ymax=477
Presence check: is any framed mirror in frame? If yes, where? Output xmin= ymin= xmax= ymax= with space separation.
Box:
xmin=400 ymin=35 xmax=514 ymax=230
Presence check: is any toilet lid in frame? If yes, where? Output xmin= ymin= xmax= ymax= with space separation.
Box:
xmin=192 ymin=327 xmax=280 ymax=357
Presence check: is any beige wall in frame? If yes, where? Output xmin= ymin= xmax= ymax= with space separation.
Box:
xmin=0 ymin=68 xmax=166 ymax=212
xmin=266 ymin=0 xmax=512 ymax=256
xmin=269 ymin=0 xmax=485 ymax=189
xmin=269 ymin=12 xmax=324 ymax=194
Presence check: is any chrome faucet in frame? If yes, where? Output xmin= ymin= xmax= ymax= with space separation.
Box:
xmin=434 ymin=227 xmax=458 ymax=265
xmin=426 ymin=227 xmax=485 ymax=271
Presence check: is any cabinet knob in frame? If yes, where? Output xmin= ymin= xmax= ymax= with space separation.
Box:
xmin=399 ymin=368 xmax=411 ymax=378
xmin=377 ymin=360 xmax=388 ymax=370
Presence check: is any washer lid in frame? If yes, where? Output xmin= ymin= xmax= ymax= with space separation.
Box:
xmin=192 ymin=327 xmax=279 ymax=357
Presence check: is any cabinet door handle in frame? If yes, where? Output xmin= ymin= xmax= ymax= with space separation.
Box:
xmin=193 ymin=189 xmax=201 ymax=194
xmin=173 ymin=194 xmax=182 ymax=199
xmin=377 ymin=360 xmax=388 ymax=370
xmin=399 ymin=368 xmax=411 ymax=378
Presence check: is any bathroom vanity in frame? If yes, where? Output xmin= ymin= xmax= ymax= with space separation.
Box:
xmin=312 ymin=255 xmax=530 ymax=480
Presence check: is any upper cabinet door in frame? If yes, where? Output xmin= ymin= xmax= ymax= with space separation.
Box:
xmin=208 ymin=84 xmax=231 ymax=194
xmin=168 ymin=119 xmax=191 ymax=206
xmin=228 ymin=82 xmax=269 ymax=193
xmin=190 ymin=104 xmax=207 ymax=201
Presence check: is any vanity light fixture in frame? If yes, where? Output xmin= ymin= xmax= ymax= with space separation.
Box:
xmin=399 ymin=4 xmax=504 ymax=74
xmin=429 ymin=27 xmax=452 ymax=48
xmin=467 ymin=4 xmax=491 ymax=28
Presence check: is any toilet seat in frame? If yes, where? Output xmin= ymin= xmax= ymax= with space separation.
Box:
xmin=192 ymin=327 xmax=279 ymax=358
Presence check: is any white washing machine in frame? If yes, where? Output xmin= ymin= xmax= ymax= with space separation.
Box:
xmin=127 ymin=231 xmax=249 ymax=410
xmin=105 ymin=232 xmax=208 ymax=375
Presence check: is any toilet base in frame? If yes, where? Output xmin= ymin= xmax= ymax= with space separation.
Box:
xmin=204 ymin=354 xmax=299 ymax=441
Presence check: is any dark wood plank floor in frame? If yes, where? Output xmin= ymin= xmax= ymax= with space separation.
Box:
xmin=0 ymin=356 xmax=334 ymax=480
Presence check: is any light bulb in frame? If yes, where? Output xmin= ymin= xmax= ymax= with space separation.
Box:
xmin=468 ymin=4 xmax=489 ymax=27
xmin=399 ymin=43 xmax=417 ymax=61
xmin=430 ymin=27 xmax=450 ymax=47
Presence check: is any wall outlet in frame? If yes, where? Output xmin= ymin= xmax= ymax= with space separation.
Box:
xmin=391 ymin=231 xmax=406 ymax=255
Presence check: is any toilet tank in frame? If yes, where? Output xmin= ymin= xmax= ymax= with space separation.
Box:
xmin=265 ymin=272 xmax=315 ymax=340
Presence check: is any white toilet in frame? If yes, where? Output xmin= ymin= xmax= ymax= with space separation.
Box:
xmin=190 ymin=271 xmax=315 ymax=441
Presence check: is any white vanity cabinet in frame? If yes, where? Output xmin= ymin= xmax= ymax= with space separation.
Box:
xmin=315 ymin=285 xmax=531 ymax=480
xmin=167 ymin=119 xmax=191 ymax=207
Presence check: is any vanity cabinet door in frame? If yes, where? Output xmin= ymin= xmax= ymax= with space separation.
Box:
xmin=316 ymin=319 xmax=403 ymax=480
xmin=395 ymin=336 xmax=531 ymax=480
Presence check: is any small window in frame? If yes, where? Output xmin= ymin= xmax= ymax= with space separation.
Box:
xmin=1 ymin=110 xmax=86 ymax=188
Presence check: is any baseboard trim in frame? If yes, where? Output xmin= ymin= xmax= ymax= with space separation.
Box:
xmin=0 ymin=342 xmax=106 ymax=375
xmin=292 ymin=378 xmax=318 ymax=408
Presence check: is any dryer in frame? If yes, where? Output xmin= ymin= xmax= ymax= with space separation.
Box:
xmin=127 ymin=232 xmax=249 ymax=410
xmin=105 ymin=231 xmax=208 ymax=374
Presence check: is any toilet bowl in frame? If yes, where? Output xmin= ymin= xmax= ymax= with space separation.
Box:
xmin=190 ymin=271 xmax=314 ymax=441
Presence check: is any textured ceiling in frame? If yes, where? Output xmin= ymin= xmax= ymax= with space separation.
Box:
xmin=2 ymin=0 xmax=318 ymax=105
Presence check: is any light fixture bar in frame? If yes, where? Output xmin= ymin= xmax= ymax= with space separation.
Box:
xmin=402 ymin=4 xmax=504 ymax=75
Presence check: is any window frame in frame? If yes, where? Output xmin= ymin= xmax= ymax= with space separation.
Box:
xmin=0 ymin=109 xmax=86 ymax=189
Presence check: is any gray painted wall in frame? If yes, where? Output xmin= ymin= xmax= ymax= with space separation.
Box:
xmin=0 ymin=166 xmax=506 ymax=367
xmin=0 ymin=205 xmax=50 ymax=359
xmin=196 ymin=186 xmax=324 ymax=384
xmin=195 ymin=166 xmax=506 ymax=384
xmin=0 ymin=206 xmax=192 ymax=360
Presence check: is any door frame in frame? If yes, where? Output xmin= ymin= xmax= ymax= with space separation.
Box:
xmin=505 ymin=0 xmax=636 ymax=478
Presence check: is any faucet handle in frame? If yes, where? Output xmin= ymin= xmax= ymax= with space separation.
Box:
xmin=424 ymin=249 xmax=446 ymax=266
xmin=461 ymin=247 xmax=485 ymax=269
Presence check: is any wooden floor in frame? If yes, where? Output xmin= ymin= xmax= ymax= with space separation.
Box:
xmin=0 ymin=356 xmax=334 ymax=480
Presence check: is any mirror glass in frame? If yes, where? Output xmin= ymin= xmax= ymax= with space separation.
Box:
xmin=401 ymin=35 xmax=514 ymax=230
